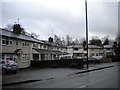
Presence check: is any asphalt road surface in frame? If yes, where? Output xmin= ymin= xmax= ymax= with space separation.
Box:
xmin=3 ymin=63 xmax=118 ymax=88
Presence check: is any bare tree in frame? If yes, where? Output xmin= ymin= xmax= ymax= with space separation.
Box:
xmin=54 ymin=35 xmax=63 ymax=45
xmin=74 ymin=38 xmax=80 ymax=45
xmin=116 ymin=32 xmax=120 ymax=43
xmin=65 ymin=35 xmax=73 ymax=46
xmin=113 ymin=32 xmax=120 ymax=58
xmin=89 ymin=36 xmax=102 ymax=46
xmin=61 ymin=37 xmax=66 ymax=45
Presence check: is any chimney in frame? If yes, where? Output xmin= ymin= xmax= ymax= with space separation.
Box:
xmin=48 ymin=37 xmax=53 ymax=43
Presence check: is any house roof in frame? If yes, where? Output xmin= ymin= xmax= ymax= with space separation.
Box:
xmin=67 ymin=45 xmax=103 ymax=49
xmin=67 ymin=45 xmax=83 ymax=48
xmin=88 ymin=45 xmax=103 ymax=49
xmin=33 ymin=48 xmax=63 ymax=55
xmin=14 ymin=49 xmax=21 ymax=54
xmin=0 ymin=29 xmax=43 ymax=43
xmin=104 ymin=45 xmax=113 ymax=48
xmin=33 ymin=48 xmax=52 ymax=54
xmin=52 ymin=50 xmax=63 ymax=55
xmin=0 ymin=29 xmax=67 ymax=48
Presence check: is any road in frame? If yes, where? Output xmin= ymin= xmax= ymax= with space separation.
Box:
xmin=3 ymin=62 xmax=118 ymax=88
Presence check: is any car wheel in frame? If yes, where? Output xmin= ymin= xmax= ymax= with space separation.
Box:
xmin=2 ymin=69 xmax=7 ymax=75
xmin=13 ymin=70 xmax=17 ymax=74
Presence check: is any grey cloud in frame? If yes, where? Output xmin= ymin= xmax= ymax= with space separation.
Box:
xmin=2 ymin=1 xmax=118 ymax=40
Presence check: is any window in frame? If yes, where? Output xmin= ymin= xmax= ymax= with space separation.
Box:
xmin=23 ymin=42 xmax=25 ymax=46
xmin=9 ymin=40 xmax=12 ymax=45
xmin=16 ymin=42 xmax=18 ymax=46
xmin=2 ymin=38 xmax=12 ymax=46
xmin=2 ymin=39 xmax=6 ymax=45
xmin=74 ymin=48 xmax=78 ymax=51
xmin=33 ymin=43 xmax=38 ymax=48
xmin=26 ymin=42 xmax=29 ymax=46
xmin=91 ymin=53 xmax=94 ymax=56
xmin=43 ymin=45 xmax=46 ymax=49
xmin=22 ymin=54 xmax=29 ymax=62
xmin=22 ymin=54 xmax=25 ymax=62
xmin=40 ymin=44 xmax=42 ymax=48
xmin=6 ymin=39 xmax=9 ymax=45
xmin=23 ymin=42 xmax=29 ymax=47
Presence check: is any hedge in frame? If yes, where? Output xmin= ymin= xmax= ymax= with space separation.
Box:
xmin=31 ymin=59 xmax=84 ymax=69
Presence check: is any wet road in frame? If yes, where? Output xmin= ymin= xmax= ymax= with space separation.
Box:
xmin=3 ymin=63 xmax=118 ymax=88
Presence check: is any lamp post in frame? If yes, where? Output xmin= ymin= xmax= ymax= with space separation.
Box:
xmin=85 ymin=0 xmax=89 ymax=69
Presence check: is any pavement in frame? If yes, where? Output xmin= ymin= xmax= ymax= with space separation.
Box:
xmin=2 ymin=62 xmax=118 ymax=86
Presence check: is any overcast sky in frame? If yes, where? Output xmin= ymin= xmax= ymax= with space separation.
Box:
xmin=1 ymin=0 xmax=119 ymax=41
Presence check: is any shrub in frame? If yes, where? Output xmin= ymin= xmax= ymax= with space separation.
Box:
xmin=69 ymin=63 xmax=78 ymax=68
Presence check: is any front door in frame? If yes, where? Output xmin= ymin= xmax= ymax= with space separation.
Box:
xmin=33 ymin=54 xmax=39 ymax=61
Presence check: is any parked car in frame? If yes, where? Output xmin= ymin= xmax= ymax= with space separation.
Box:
xmin=0 ymin=59 xmax=18 ymax=75
xmin=91 ymin=56 xmax=103 ymax=60
xmin=84 ymin=56 xmax=101 ymax=64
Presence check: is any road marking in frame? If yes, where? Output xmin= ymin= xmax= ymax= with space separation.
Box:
xmin=77 ymin=77 xmax=108 ymax=88
xmin=78 ymin=85 xmax=87 ymax=88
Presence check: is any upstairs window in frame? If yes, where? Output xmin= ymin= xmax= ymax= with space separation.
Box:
xmin=2 ymin=38 xmax=12 ymax=46
xmin=23 ymin=41 xmax=29 ymax=47
xmin=16 ymin=42 xmax=18 ymax=46
xmin=74 ymin=48 xmax=78 ymax=51
xmin=2 ymin=39 xmax=6 ymax=45
xmin=23 ymin=42 xmax=25 ymax=46
xmin=43 ymin=45 xmax=46 ymax=49
xmin=33 ymin=43 xmax=39 ymax=48
xmin=9 ymin=40 xmax=12 ymax=46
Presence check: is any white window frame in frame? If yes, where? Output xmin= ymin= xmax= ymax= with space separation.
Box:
xmin=2 ymin=39 xmax=6 ymax=45
xmin=22 ymin=54 xmax=25 ymax=62
xmin=23 ymin=42 xmax=25 ymax=47
xmin=22 ymin=54 xmax=29 ymax=62
xmin=33 ymin=43 xmax=38 ymax=48
xmin=9 ymin=40 xmax=13 ymax=46
xmin=16 ymin=41 xmax=18 ymax=46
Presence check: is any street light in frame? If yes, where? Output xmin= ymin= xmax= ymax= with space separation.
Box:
xmin=85 ymin=0 xmax=89 ymax=69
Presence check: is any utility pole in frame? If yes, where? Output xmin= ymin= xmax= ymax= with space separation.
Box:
xmin=85 ymin=0 xmax=89 ymax=69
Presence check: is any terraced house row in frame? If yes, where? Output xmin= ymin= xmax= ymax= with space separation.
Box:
xmin=0 ymin=28 xmax=115 ymax=68
xmin=0 ymin=28 xmax=67 ymax=68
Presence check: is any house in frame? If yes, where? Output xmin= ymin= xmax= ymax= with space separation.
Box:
xmin=67 ymin=45 xmax=104 ymax=58
xmin=103 ymin=45 xmax=115 ymax=57
xmin=1 ymin=28 xmax=68 ymax=68
xmin=67 ymin=45 xmax=85 ymax=59
xmin=32 ymin=41 xmax=66 ymax=61
xmin=32 ymin=39 xmax=67 ymax=61
xmin=0 ymin=28 xmax=40 ymax=68
xmin=88 ymin=45 xmax=104 ymax=57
